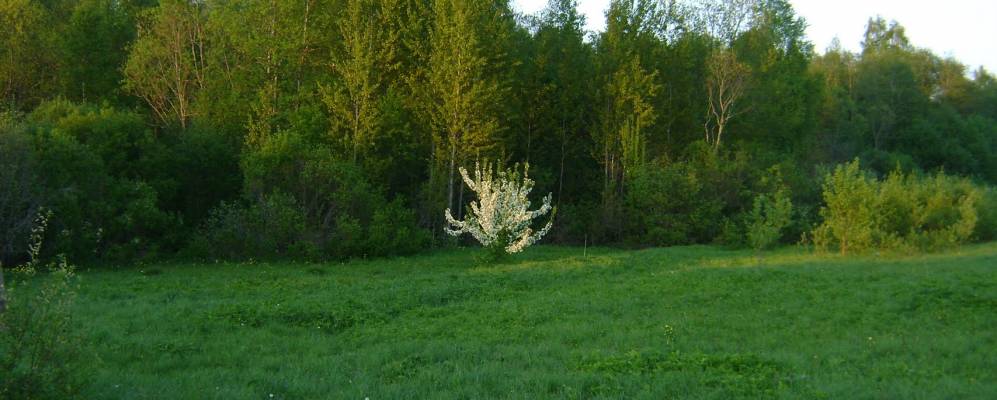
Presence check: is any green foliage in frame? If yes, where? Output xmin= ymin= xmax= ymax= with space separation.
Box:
xmin=190 ymin=191 xmax=428 ymax=262
xmin=366 ymin=199 xmax=430 ymax=257
xmin=813 ymin=160 xmax=982 ymax=253
xmin=624 ymin=161 xmax=722 ymax=246
xmin=188 ymin=193 xmax=315 ymax=261
xmin=975 ymin=187 xmax=997 ymax=242
xmin=745 ymin=189 xmax=793 ymax=250
xmin=24 ymin=101 xmax=180 ymax=262
xmin=0 ymin=262 xmax=86 ymax=399
xmin=0 ymin=129 xmax=41 ymax=263
xmin=152 ymin=126 xmax=243 ymax=226
xmin=0 ymin=215 xmax=87 ymax=399
xmin=189 ymin=126 xmax=429 ymax=261
xmin=62 ymin=0 xmax=135 ymax=103
xmin=623 ymin=142 xmax=758 ymax=247
xmin=0 ymin=0 xmax=62 ymax=109
xmin=2 ymin=0 xmax=997 ymax=262
xmin=811 ymin=161 xmax=877 ymax=253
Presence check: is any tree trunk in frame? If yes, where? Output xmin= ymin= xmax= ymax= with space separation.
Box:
xmin=0 ymin=265 xmax=6 ymax=317
xmin=457 ymin=177 xmax=464 ymax=220
xmin=557 ymin=118 xmax=566 ymax=209
xmin=447 ymin=142 xmax=456 ymax=214
xmin=526 ymin=121 xmax=532 ymax=163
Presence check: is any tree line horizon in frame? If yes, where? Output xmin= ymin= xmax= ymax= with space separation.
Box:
xmin=1 ymin=0 xmax=994 ymax=264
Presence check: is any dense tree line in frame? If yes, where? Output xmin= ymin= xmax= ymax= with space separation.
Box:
xmin=1 ymin=0 xmax=994 ymax=264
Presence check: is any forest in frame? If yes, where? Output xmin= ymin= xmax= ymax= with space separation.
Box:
xmin=1 ymin=0 xmax=995 ymax=264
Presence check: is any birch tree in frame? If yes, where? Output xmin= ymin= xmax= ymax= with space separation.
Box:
xmin=704 ymin=48 xmax=749 ymax=149
xmin=123 ymin=0 xmax=208 ymax=128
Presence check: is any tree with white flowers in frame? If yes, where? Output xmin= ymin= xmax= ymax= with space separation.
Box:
xmin=444 ymin=162 xmax=554 ymax=259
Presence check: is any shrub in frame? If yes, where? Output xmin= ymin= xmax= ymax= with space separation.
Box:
xmin=188 ymin=193 xmax=315 ymax=261
xmin=812 ymin=160 xmax=982 ymax=253
xmin=811 ymin=161 xmax=878 ymax=253
xmin=625 ymin=161 xmax=723 ymax=246
xmin=145 ymin=125 xmax=243 ymax=228
xmin=366 ymin=199 xmax=429 ymax=257
xmin=622 ymin=142 xmax=752 ymax=247
xmin=0 ymin=213 xmax=88 ymax=399
xmin=745 ymin=188 xmax=793 ymax=250
xmin=238 ymin=132 xmax=429 ymax=260
xmin=444 ymin=162 xmax=554 ymax=261
xmin=0 ymin=129 xmax=41 ymax=264
xmin=976 ymin=187 xmax=997 ymax=242
xmin=19 ymin=100 xmax=180 ymax=263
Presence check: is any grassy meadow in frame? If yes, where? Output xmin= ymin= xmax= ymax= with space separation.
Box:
xmin=67 ymin=244 xmax=997 ymax=399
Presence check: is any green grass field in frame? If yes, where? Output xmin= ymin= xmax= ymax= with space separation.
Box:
xmin=71 ymin=244 xmax=996 ymax=399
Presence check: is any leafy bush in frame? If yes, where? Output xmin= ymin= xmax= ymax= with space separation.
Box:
xmin=812 ymin=160 xmax=982 ymax=253
xmin=975 ymin=187 xmax=997 ymax=242
xmin=811 ymin=161 xmax=879 ymax=253
xmin=745 ymin=188 xmax=793 ymax=250
xmin=145 ymin=125 xmax=243 ymax=228
xmin=625 ymin=161 xmax=723 ymax=246
xmin=18 ymin=100 xmax=181 ymax=262
xmin=0 ymin=213 xmax=88 ymax=399
xmin=366 ymin=199 xmax=429 ymax=257
xmin=188 ymin=193 xmax=315 ymax=261
xmin=190 ymin=193 xmax=427 ymax=262
xmin=0 ymin=262 xmax=86 ymax=399
xmin=623 ymin=143 xmax=751 ymax=247
xmin=0 ymin=129 xmax=41 ymax=264
xmin=235 ymin=132 xmax=428 ymax=260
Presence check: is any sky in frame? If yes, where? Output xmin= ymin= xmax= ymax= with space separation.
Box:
xmin=511 ymin=0 xmax=997 ymax=73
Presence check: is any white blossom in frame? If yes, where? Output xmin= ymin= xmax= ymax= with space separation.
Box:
xmin=444 ymin=162 xmax=554 ymax=254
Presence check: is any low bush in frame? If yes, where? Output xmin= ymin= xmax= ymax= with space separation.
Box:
xmin=624 ymin=161 xmax=723 ymax=246
xmin=623 ymin=142 xmax=752 ymax=247
xmin=10 ymin=100 xmax=183 ymax=263
xmin=0 ymin=130 xmax=41 ymax=264
xmin=189 ymin=193 xmax=429 ymax=262
xmin=976 ymin=187 xmax=997 ymax=242
xmin=228 ymin=132 xmax=428 ymax=260
xmin=187 ymin=193 xmax=315 ymax=261
xmin=745 ymin=188 xmax=793 ymax=250
xmin=812 ymin=160 xmax=982 ymax=253
xmin=0 ymin=213 xmax=88 ymax=399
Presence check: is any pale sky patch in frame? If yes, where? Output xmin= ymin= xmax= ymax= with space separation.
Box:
xmin=512 ymin=0 xmax=997 ymax=73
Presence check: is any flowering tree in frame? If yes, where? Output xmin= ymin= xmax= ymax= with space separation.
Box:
xmin=444 ymin=162 xmax=554 ymax=258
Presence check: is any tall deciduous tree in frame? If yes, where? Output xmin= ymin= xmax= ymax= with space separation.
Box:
xmin=704 ymin=48 xmax=749 ymax=150
xmin=63 ymin=0 xmax=135 ymax=103
xmin=693 ymin=0 xmax=756 ymax=46
xmin=204 ymin=0 xmax=331 ymax=144
xmin=861 ymin=16 xmax=910 ymax=55
xmin=0 ymin=0 xmax=61 ymax=110
xmin=595 ymin=0 xmax=662 ymax=197
xmin=322 ymin=0 xmax=396 ymax=163
xmin=424 ymin=0 xmax=509 ymax=216
xmin=731 ymin=0 xmax=818 ymax=151
xmin=535 ymin=0 xmax=596 ymax=204
xmin=123 ymin=0 xmax=208 ymax=128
